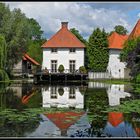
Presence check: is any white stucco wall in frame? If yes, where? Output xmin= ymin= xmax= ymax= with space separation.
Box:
xmin=107 ymin=49 xmax=126 ymax=78
xmin=42 ymin=86 xmax=84 ymax=109
xmin=42 ymin=48 xmax=84 ymax=72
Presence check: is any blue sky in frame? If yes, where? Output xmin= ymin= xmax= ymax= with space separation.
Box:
xmin=5 ymin=2 xmax=140 ymax=40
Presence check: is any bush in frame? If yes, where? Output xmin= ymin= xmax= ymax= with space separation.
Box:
xmin=58 ymin=87 xmax=64 ymax=96
xmin=58 ymin=64 xmax=64 ymax=73
xmin=79 ymin=66 xmax=87 ymax=74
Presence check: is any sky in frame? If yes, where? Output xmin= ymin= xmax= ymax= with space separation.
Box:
xmin=4 ymin=1 xmax=140 ymax=40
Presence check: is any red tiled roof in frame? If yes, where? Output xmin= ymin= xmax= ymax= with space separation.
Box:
xmin=108 ymin=112 xmax=124 ymax=127
xmin=44 ymin=111 xmax=85 ymax=130
xmin=128 ymin=19 xmax=140 ymax=40
xmin=135 ymin=128 xmax=140 ymax=136
xmin=42 ymin=22 xmax=85 ymax=48
xmin=22 ymin=56 xmax=27 ymax=61
xmin=21 ymin=88 xmax=36 ymax=104
xmin=108 ymin=32 xmax=128 ymax=49
xmin=22 ymin=53 xmax=40 ymax=66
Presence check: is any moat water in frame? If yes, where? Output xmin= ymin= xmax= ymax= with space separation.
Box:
xmin=0 ymin=81 xmax=140 ymax=138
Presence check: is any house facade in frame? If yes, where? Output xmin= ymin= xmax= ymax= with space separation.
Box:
xmin=107 ymin=19 xmax=140 ymax=79
xmin=107 ymin=32 xmax=128 ymax=79
xmin=42 ymin=22 xmax=85 ymax=73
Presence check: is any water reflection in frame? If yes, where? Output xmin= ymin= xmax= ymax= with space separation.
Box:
xmin=103 ymin=112 xmax=137 ymax=137
xmin=88 ymin=82 xmax=132 ymax=106
xmin=107 ymin=84 xmax=131 ymax=106
xmin=42 ymin=86 xmax=85 ymax=109
xmin=0 ymin=82 xmax=139 ymax=138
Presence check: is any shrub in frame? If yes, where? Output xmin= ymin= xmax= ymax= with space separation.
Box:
xmin=79 ymin=66 xmax=87 ymax=74
xmin=58 ymin=64 xmax=64 ymax=73
xmin=58 ymin=87 xmax=64 ymax=96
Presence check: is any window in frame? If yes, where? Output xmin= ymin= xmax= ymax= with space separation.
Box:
xmin=27 ymin=62 xmax=32 ymax=70
xmin=51 ymin=48 xmax=57 ymax=53
xmin=69 ymin=60 xmax=75 ymax=73
xmin=51 ymin=60 xmax=57 ymax=73
xmin=50 ymin=87 xmax=57 ymax=99
xmin=69 ymin=87 xmax=75 ymax=99
xmin=69 ymin=48 xmax=76 ymax=53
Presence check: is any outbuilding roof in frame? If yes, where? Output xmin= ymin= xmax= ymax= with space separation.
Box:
xmin=22 ymin=53 xmax=40 ymax=66
xmin=108 ymin=32 xmax=128 ymax=49
xmin=128 ymin=19 xmax=140 ymax=40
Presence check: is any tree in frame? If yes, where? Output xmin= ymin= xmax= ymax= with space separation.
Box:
xmin=120 ymin=37 xmax=139 ymax=62
xmin=0 ymin=35 xmax=9 ymax=81
xmin=27 ymin=40 xmax=44 ymax=65
xmin=87 ymin=28 xmax=109 ymax=72
xmin=110 ymin=25 xmax=128 ymax=35
xmin=123 ymin=39 xmax=140 ymax=78
xmin=70 ymin=28 xmax=87 ymax=44
xmin=0 ymin=35 xmax=7 ymax=69
xmin=0 ymin=3 xmax=44 ymax=76
xmin=70 ymin=28 xmax=89 ymax=69
xmin=27 ymin=18 xmax=43 ymax=41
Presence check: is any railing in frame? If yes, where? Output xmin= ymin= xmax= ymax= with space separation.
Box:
xmin=12 ymin=69 xmax=35 ymax=75
xmin=42 ymin=69 xmax=86 ymax=74
xmin=88 ymin=72 xmax=111 ymax=79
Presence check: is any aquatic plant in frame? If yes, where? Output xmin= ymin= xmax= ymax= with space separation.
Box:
xmin=105 ymin=99 xmax=140 ymax=114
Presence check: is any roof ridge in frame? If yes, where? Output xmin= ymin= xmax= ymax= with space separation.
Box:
xmin=128 ymin=19 xmax=140 ymax=40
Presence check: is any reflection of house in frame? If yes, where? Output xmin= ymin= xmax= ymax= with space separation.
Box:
xmin=41 ymin=22 xmax=85 ymax=73
xmin=8 ymin=83 xmax=35 ymax=102
xmin=24 ymin=111 xmax=90 ymax=137
xmin=103 ymin=112 xmax=137 ymax=137
xmin=12 ymin=53 xmax=40 ymax=77
xmin=107 ymin=19 xmax=140 ymax=79
xmin=42 ymin=86 xmax=84 ymax=108
xmin=107 ymin=84 xmax=131 ymax=106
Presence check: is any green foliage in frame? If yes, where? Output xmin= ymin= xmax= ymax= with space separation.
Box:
xmin=0 ymin=69 xmax=9 ymax=81
xmin=79 ymin=66 xmax=87 ymax=74
xmin=87 ymin=28 xmax=109 ymax=72
xmin=120 ymin=37 xmax=140 ymax=78
xmin=58 ymin=64 xmax=64 ymax=73
xmin=106 ymin=99 xmax=140 ymax=114
xmin=0 ymin=3 xmax=44 ymax=76
xmin=70 ymin=28 xmax=87 ymax=44
xmin=27 ymin=40 xmax=44 ymax=65
xmin=58 ymin=87 xmax=64 ymax=96
xmin=136 ymin=74 xmax=140 ymax=83
xmin=120 ymin=37 xmax=140 ymax=62
xmin=0 ymin=35 xmax=7 ymax=69
xmin=114 ymin=25 xmax=128 ymax=35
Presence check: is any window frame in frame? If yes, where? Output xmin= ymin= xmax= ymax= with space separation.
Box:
xmin=51 ymin=48 xmax=58 ymax=53
xmin=69 ymin=48 xmax=76 ymax=53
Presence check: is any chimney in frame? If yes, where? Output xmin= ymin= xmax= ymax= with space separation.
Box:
xmin=61 ymin=22 xmax=68 ymax=29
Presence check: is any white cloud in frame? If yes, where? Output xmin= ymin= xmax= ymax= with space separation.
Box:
xmin=5 ymin=2 xmax=132 ymax=40
xmin=137 ymin=12 xmax=140 ymax=18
